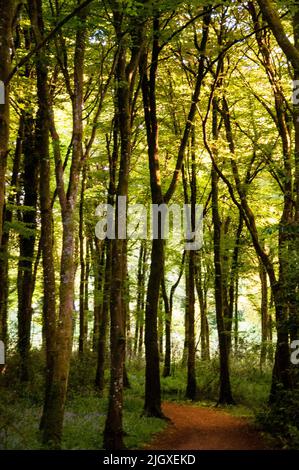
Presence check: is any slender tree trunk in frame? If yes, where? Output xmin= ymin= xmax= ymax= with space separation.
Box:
xmin=134 ymin=241 xmax=145 ymax=356
xmin=84 ymin=238 xmax=90 ymax=346
xmin=144 ymin=237 xmax=164 ymax=416
xmin=182 ymin=300 xmax=189 ymax=367
xmin=140 ymin=17 xmax=165 ymax=418
xmin=161 ymin=275 xmax=171 ymax=377
xmin=123 ymin=243 xmax=131 ymax=388
xmin=212 ymin=166 xmax=234 ymax=405
xmin=95 ymin=118 xmax=118 ymax=390
xmin=124 ymin=252 xmax=132 ymax=363
xmin=92 ymin=239 xmax=104 ymax=353
xmin=185 ymin=251 xmax=197 ymax=400
xmin=95 ymin=239 xmax=111 ymax=391
xmin=79 ymin=167 xmax=87 ymax=354
xmin=17 ymin=111 xmax=39 ymax=382
xmin=185 ymin=128 xmax=197 ymax=400
xmin=226 ymin=214 xmax=243 ymax=356
xmin=0 ymin=115 xmax=23 ymax=344
xmin=158 ymin=295 xmax=164 ymax=359
xmin=138 ymin=242 xmax=147 ymax=356
xmin=259 ymin=260 xmax=268 ymax=369
xmin=195 ymin=252 xmax=210 ymax=361
xmin=163 ymin=250 xmax=185 ymax=376
xmin=256 ymin=0 xmax=299 ymax=396
xmin=28 ymin=0 xmax=57 ymax=430
xmin=229 ymin=213 xmax=243 ymax=356
xmin=42 ymin=7 xmax=87 ymax=447
xmin=221 ymin=93 xmax=293 ymax=399
xmin=141 ymin=9 xmax=211 ymax=416
xmin=103 ymin=11 xmax=144 ymax=448
xmin=0 ymin=0 xmax=14 ymax=245
xmin=211 ymin=93 xmax=234 ymax=405
xmin=233 ymin=274 xmax=239 ymax=356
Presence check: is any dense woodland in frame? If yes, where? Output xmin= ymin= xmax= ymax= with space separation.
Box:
xmin=0 ymin=0 xmax=299 ymax=451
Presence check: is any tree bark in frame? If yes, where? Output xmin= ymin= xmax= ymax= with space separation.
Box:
xmin=95 ymin=118 xmax=118 ymax=390
xmin=141 ymin=9 xmax=211 ymax=417
xmin=163 ymin=250 xmax=185 ymax=376
xmin=195 ymin=251 xmax=210 ymax=361
xmin=95 ymin=239 xmax=111 ymax=391
xmin=259 ymin=260 xmax=268 ymax=368
xmin=0 ymin=115 xmax=23 ymax=344
xmin=210 ymin=94 xmax=234 ymax=405
xmin=221 ymin=94 xmax=293 ymax=399
xmin=161 ymin=274 xmax=170 ymax=376
xmin=257 ymin=0 xmax=299 ymax=392
xmin=79 ymin=166 xmax=87 ymax=354
xmin=17 ymin=111 xmax=39 ymax=382
xmin=28 ymin=0 xmax=57 ymax=430
xmin=211 ymin=165 xmax=234 ymax=405
xmin=0 ymin=0 xmax=14 ymax=245
xmin=134 ymin=241 xmax=147 ymax=356
xmin=103 ymin=10 xmax=144 ymax=448
xmin=41 ymin=5 xmax=87 ymax=447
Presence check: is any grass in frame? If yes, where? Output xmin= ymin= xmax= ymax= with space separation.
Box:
xmin=0 ymin=351 xmax=169 ymax=450
xmin=0 ymin=385 xmax=167 ymax=450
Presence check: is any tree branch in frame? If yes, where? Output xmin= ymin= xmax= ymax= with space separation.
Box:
xmin=5 ymin=0 xmax=95 ymax=84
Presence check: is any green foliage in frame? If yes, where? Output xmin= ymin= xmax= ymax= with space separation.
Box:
xmin=0 ymin=352 xmax=166 ymax=450
xmin=2 ymin=350 xmax=299 ymax=449
xmin=257 ymin=389 xmax=299 ymax=449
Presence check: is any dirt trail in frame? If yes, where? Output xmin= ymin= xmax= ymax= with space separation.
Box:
xmin=145 ymin=402 xmax=269 ymax=450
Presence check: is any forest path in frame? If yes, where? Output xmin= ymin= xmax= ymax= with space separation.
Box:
xmin=145 ymin=402 xmax=269 ymax=450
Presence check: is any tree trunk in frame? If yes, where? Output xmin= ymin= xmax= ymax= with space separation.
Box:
xmin=79 ymin=166 xmax=87 ymax=354
xmin=84 ymin=238 xmax=90 ymax=346
xmin=233 ymin=274 xmax=239 ymax=356
xmin=185 ymin=251 xmax=197 ymax=400
xmin=0 ymin=0 xmax=14 ymax=244
xmin=141 ymin=9 xmax=210 ymax=415
xmin=212 ymin=166 xmax=234 ymax=405
xmin=103 ymin=11 xmax=144 ymax=448
xmin=134 ymin=241 xmax=146 ymax=356
xmin=92 ymin=239 xmax=104 ymax=352
xmin=259 ymin=260 xmax=268 ymax=369
xmin=123 ymin=242 xmax=131 ymax=388
xmin=158 ymin=295 xmax=164 ymax=359
xmin=161 ymin=275 xmax=171 ymax=377
xmin=28 ymin=0 xmax=57 ymax=431
xmin=221 ymin=93 xmax=293 ymax=399
xmin=163 ymin=250 xmax=185 ymax=376
xmin=17 ymin=111 xmax=39 ymax=382
xmin=210 ymin=93 xmax=234 ymax=405
xmin=0 ymin=115 xmax=23 ymax=344
xmin=140 ymin=17 xmax=165 ymax=418
xmin=195 ymin=252 xmax=210 ymax=361
xmin=95 ymin=116 xmax=118 ymax=390
xmin=95 ymin=239 xmax=111 ymax=391
xmin=42 ymin=7 xmax=87 ymax=447
xmin=144 ymin=237 xmax=164 ymax=417
xmin=257 ymin=0 xmax=299 ymax=396
xmin=185 ymin=128 xmax=197 ymax=400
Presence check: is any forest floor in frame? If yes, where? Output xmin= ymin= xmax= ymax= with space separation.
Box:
xmin=145 ymin=402 xmax=270 ymax=450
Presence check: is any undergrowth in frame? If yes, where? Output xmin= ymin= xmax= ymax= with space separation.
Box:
xmin=1 ymin=349 xmax=298 ymax=449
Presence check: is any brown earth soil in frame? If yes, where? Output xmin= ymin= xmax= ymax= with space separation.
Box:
xmin=145 ymin=402 xmax=269 ymax=450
